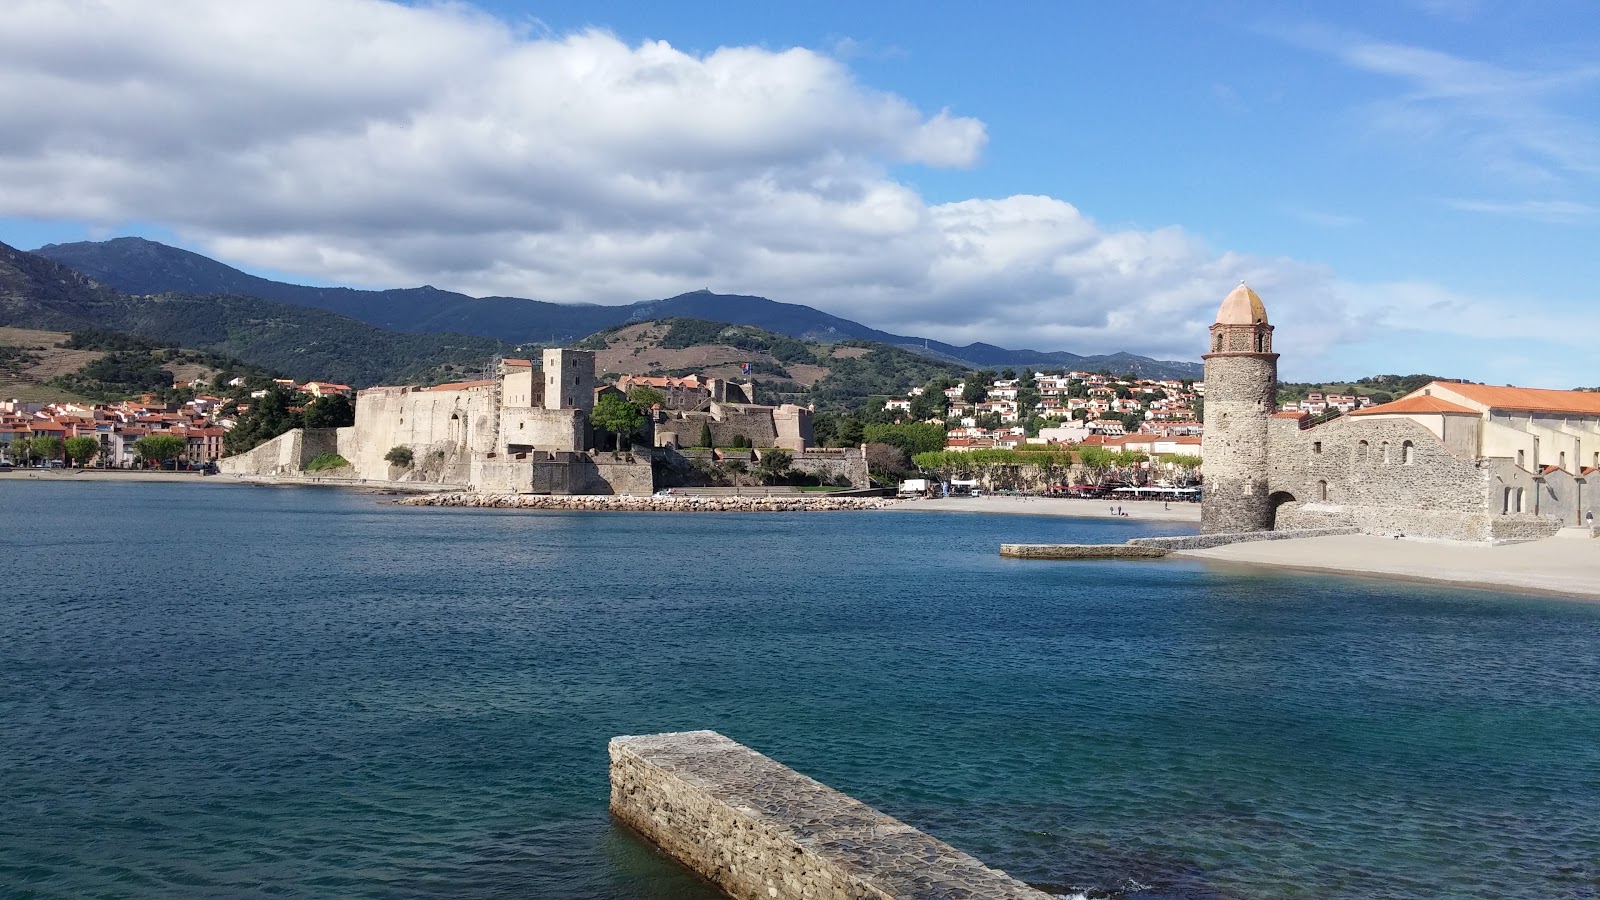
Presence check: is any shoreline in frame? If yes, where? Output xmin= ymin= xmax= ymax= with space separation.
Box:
xmin=1173 ymin=533 xmax=1600 ymax=601
xmin=0 ymin=469 xmax=206 ymax=482
xmin=394 ymin=492 xmax=894 ymax=512
xmin=889 ymin=495 xmax=1202 ymax=523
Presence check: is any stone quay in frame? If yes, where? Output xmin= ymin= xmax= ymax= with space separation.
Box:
xmin=610 ymin=731 xmax=1052 ymax=900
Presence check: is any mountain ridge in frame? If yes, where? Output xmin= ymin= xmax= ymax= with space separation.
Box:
xmin=34 ymin=237 xmax=1203 ymax=379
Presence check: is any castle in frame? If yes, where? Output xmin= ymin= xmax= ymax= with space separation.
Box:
xmin=1201 ymin=285 xmax=1598 ymax=542
xmin=220 ymin=348 xmax=862 ymax=493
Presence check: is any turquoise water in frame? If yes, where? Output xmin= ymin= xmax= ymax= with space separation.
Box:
xmin=3 ymin=481 xmax=1598 ymax=899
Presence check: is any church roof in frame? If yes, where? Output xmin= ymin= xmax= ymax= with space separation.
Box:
xmin=1348 ymin=395 xmax=1478 ymax=417
xmin=1435 ymin=383 xmax=1600 ymax=416
xmin=1215 ymin=283 xmax=1268 ymax=326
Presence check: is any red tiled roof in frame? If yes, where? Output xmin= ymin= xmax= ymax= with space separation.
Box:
xmin=1349 ymin=395 xmax=1478 ymax=417
xmin=1435 ymin=383 xmax=1600 ymax=415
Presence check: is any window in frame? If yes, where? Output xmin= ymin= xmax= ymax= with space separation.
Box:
xmin=1356 ymin=440 xmax=1369 ymax=462
xmin=1317 ymin=480 xmax=1328 ymax=501
xmin=1517 ymin=449 xmax=1526 ymax=468
xmin=1382 ymin=442 xmax=1391 ymax=464
xmin=1502 ymin=486 xmax=1512 ymax=515
xmin=1402 ymin=441 xmax=1415 ymax=465
xmin=1515 ymin=487 xmax=1525 ymax=513
xmin=1312 ymin=441 xmax=1323 ymax=455
xmin=1559 ymin=451 xmax=1567 ymax=470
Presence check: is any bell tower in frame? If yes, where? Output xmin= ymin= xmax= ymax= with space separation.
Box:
xmin=1200 ymin=283 xmax=1279 ymax=533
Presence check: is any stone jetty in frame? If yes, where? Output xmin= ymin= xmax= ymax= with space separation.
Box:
xmin=394 ymin=492 xmax=894 ymax=512
xmin=611 ymin=731 xmax=1051 ymax=900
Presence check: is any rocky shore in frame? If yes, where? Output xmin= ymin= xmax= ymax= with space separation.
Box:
xmin=393 ymin=492 xmax=895 ymax=512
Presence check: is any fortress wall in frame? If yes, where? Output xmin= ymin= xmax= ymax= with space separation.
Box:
xmin=499 ymin=407 xmax=586 ymax=452
xmin=346 ymin=385 xmax=497 ymax=481
xmin=771 ymin=404 xmax=813 ymax=451
xmin=217 ymin=428 xmax=307 ymax=476
xmin=789 ymin=448 xmax=869 ymax=487
xmin=1275 ymin=502 xmax=1494 ymax=542
xmin=610 ymin=730 xmax=1051 ymax=900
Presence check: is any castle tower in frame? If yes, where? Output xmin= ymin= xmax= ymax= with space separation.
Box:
xmin=1200 ymin=283 xmax=1278 ymax=533
xmin=541 ymin=349 xmax=596 ymax=413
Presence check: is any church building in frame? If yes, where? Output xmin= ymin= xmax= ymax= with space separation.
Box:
xmin=1201 ymin=284 xmax=1597 ymax=542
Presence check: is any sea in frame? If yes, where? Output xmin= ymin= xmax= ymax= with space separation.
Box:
xmin=3 ymin=480 xmax=1598 ymax=900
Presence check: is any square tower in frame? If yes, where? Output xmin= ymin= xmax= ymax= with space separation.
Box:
xmin=542 ymin=349 xmax=596 ymax=412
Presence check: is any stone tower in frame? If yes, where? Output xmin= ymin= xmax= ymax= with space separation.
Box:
xmin=1200 ymin=283 xmax=1278 ymax=533
xmin=541 ymin=348 xmax=596 ymax=413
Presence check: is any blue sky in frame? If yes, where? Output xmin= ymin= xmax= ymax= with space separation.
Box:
xmin=2 ymin=0 xmax=1597 ymax=384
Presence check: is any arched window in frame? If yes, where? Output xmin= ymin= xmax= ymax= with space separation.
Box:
xmin=1317 ymin=479 xmax=1328 ymax=501
xmin=1213 ymin=333 xmax=1223 ymax=352
xmin=1515 ymin=487 xmax=1526 ymax=513
xmin=1402 ymin=440 xmax=1415 ymax=465
xmin=1382 ymin=441 xmax=1392 ymax=464
xmin=1356 ymin=440 xmax=1369 ymax=462
xmin=1502 ymin=486 xmax=1512 ymax=515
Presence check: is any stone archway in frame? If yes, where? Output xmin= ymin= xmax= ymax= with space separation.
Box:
xmin=1267 ymin=490 xmax=1297 ymax=529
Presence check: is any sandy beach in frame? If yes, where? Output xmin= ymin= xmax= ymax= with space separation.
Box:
xmin=886 ymin=494 xmax=1203 ymax=523
xmin=1175 ymin=532 xmax=1600 ymax=600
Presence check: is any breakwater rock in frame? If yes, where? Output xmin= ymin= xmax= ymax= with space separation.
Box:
xmin=393 ymin=492 xmax=895 ymax=512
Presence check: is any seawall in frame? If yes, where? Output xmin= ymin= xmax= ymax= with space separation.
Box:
xmin=1000 ymin=528 xmax=1361 ymax=559
xmin=395 ymin=492 xmax=893 ymax=512
xmin=609 ymin=731 xmax=1050 ymax=900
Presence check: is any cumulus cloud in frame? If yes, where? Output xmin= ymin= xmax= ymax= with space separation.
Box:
xmin=0 ymin=0 xmax=1582 ymax=378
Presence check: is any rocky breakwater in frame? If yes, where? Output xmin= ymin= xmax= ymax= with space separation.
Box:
xmin=394 ymin=493 xmax=895 ymax=512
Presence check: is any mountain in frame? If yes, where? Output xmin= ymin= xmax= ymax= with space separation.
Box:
xmin=0 ymin=241 xmax=513 ymax=387
xmin=34 ymin=237 xmax=1203 ymax=379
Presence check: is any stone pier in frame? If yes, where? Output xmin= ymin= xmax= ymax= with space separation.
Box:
xmin=609 ymin=731 xmax=1051 ymax=900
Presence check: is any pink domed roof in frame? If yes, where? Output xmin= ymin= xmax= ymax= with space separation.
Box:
xmin=1216 ymin=283 xmax=1268 ymax=326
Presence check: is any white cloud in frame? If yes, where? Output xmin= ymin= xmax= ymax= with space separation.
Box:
xmin=0 ymin=0 xmax=1589 ymax=382
xmin=1446 ymin=198 xmax=1597 ymax=223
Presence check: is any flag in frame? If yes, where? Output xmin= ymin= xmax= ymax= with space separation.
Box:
xmin=741 ymin=362 xmax=750 ymax=375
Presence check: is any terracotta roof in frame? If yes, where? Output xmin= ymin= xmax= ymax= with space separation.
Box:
xmin=1436 ymin=383 xmax=1600 ymax=416
xmin=1215 ymin=283 xmax=1268 ymax=326
xmin=1271 ymin=411 xmax=1306 ymax=419
xmin=1349 ymin=395 xmax=1479 ymax=417
xmin=502 ymin=359 xmax=533 ymax=367
xmin=423 ymin=379 xmax=495 ymax=392
xmin=1541 ymin=465 xmax=1562 ymax=476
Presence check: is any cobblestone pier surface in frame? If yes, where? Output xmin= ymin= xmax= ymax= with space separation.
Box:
xmin=393 ymin=493 xmax=894 ymax=512
xmin=610 ymin=731 xmax=1051 ymax=900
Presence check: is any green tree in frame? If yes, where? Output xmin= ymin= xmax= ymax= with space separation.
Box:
xmin=1016 ymin=369 xmax=1041 ymax=421
xmin=134 ymin=434 xmax=187 ymax=469
xmin=755 ymin=448 xmax=793 ymax=484
xmin=628 ymin=386 xmax=666 ymax=409
xmin=303 ymin=393 xmax=355 ymax=429
xmin=863 ymin=422 xmax=946 ymax=455
xmin=64 ymin=436 xmax=100 ymax=468
xmin=961 ymin=377 xmax=988 ymax=405
xmin=1077 ymin=445 xmax=1116 ymax=484
xmin=224 ymin=387 xmax=300 ymax=455
xmin=384 ymin=446 xmax=414 ymax=467
xmin=907 ymin=384 xmax=947 ymax=421
xmin=590 ymin=394 xmax=645 ymax=450
xmin=8 ymin=436 xmax=31 ymax=465
xmin=1000 ymin=368 xmax=1016 ymax=381
xmin=698 ymin=422 xmax=714 ymax=448
xmin=30 ymin=436 xmax=63 ymax=466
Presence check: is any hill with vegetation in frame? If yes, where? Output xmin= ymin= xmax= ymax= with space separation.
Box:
xmin=0 ymin=240 xmax=518 ymax=387
xmin=576 ymin=317 xmax=970 ymax=411
xmin=35 ymin=237 xmax=1205 ymax=378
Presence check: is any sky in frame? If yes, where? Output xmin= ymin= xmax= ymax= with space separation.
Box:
xmin=1 ymin=0 xmax=1597 ymax=385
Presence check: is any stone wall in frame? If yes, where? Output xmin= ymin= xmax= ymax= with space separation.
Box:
xmin=788 ymin=448 xmax=869 ymax=487
xmin=1200 ymin=352 xmax=1277 ymax=533
xmin=1127 ymin=527 xmax=1359 ymax=550
xmin=1000 ymin=544 xmax=1170 ymax=559
xmin=610 ymin=730 xmax=1050 ymax=900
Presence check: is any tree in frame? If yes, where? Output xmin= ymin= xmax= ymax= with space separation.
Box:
xmin=1016 ymin=369 xmax=1041 ymax=421
xmin=1077 ymin=446 xmax=1116 ymax=484
xmin=303 ymin=393 xmax=355 ymax=429
xmin=628 ymin=386 xmax=666 ymax=409
xmin=863 ymin=422 xmax=946 ymax=456
xmin=961 ymin=377 xmax=988 ymax=405
xmin=724 ymin=459 xmax=748 ymax=491
xmin=1000 ymin=368 xmax=1016 ymax=381
xmin=7 ymin=436 xmax=30 ymax=465
xmin=864 ymin=442 xmax=910 ymax=484
xmin=698 ymin=422 xmax=714 ymax=448
xmin=908 ymin=385 xmax=947 ymax=421
xmin=134 ymin=434 xmax=187 ymax=469
xmin=224 ymin=387 xmax=300 ymax=455
xmin=755 ymin=448 xmax=793 ymax=484
xmin=30 ymin=436 xmax=62 ymax=466
xmin=64 ymin=436 xmax=100 ymax=468
xmin=590 ymin=394 xmax=645 ymax=451
xmin=385 ymin=446 xmax=414 ymax=467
